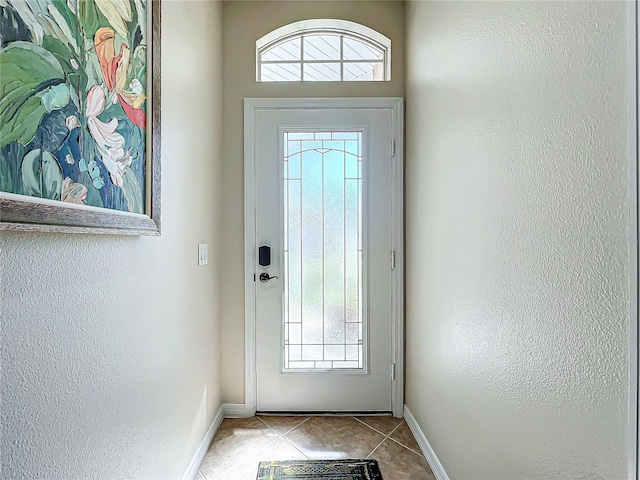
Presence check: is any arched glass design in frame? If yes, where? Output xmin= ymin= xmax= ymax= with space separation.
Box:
xmin=257 ymin=20 xmax=391 ymax=82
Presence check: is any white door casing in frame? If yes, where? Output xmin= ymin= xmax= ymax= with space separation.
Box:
xmin=244 ymin=98 xmax=404 ymax=416
xmin=630 ymin=2 xmax=640 ymax=478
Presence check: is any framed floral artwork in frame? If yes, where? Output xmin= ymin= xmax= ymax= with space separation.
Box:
xmin=0 ymin=0 xmax=161 ymax=235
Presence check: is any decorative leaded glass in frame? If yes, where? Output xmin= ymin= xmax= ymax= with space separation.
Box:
xmin=283 ymin=131 xmax=364 ymax=370
xmin=257 ymin=20 xmax=390 ymax=82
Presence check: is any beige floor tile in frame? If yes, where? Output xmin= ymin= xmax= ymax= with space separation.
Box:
xmin=259 ymin=415 xmax=309 ymax=434
xmin=284 ymin=416 xmax=385 ymax=460
xmin=199 ymin=417 xmax=278 ymax=480
xmin=212 ymin=417 xmax=278 ymax=442
xmin=201 ymin=436 xmax=307 ymax=480
xmin=389 ymin=421 xmax=422 ymax=455
xmin=369 ymin=439 xmax=435 ymax=480
xmin=354 ymin=416 xmax=404 ymax=435
xmin=198 ymin=416 xmax=429 ymax=480
xmin=256 ymin=436 xmax=308 ymax=461
xmin=200 ymin=442 xmax=265 ymax=480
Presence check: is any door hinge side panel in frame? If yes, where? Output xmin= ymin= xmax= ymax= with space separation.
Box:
xmin=391 ymin=139 xmax=396 ymax=158
xmin=391 ymin=251 xmax=396 ymax=270
xmin=391 ymin=363 xmax=396 ymax=381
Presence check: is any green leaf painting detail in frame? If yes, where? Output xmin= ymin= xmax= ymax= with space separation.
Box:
xmin=122 ymin=166 xmax=143 ymax=213
xmin=0 ymin=96 xmax=48 ymax=148
xmin=0 ymin=0 xmax=147 ymax=213
xmin=0 ymin=154 xmax=13 ymax=192
xmin=38 ymin=84 xmax=71 ymax=113
xmin=0 ymin=42 xmax=66 ymax=147
xmin=21 ymin=149 xmax=63 ymax=200
xmin=42 ymin=36 xmax=80 ymax=76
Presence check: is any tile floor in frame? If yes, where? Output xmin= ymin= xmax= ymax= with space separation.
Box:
xmin=197 ymin=415 xmax=435 ymax=480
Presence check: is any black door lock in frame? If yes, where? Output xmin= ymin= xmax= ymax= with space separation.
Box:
xmin=259 ymin=245 xmax=271 ymax=267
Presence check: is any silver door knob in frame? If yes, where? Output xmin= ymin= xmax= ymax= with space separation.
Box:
xmin=259 ymin=272 xmax=278 ymax=283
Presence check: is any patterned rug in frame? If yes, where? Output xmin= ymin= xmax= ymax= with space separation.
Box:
xmin=256 ymin=459 xmax=384 ymax=479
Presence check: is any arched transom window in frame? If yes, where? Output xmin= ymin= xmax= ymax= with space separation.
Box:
xmin=256 ymin=19 xmax=391 ymax=82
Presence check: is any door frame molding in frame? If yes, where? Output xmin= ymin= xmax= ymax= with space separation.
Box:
xmin=243 ymin=97 xmax=405 ymax=417
xmin=629 ymin=2 xmax=639 ymax=478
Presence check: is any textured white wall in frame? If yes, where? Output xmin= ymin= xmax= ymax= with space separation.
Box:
xmin=0 ymin=1 xmax=223 ymax=478
xmin=220 ymin=0 xmax=405 ymax=403
xmin=405 ymin=1 xmax=630 ymax=479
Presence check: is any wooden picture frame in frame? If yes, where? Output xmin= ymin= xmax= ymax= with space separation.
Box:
xmin=0 ymin=0 xmax=161 ymax=235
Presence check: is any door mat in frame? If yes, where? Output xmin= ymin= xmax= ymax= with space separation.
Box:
xmin=256 ymin=459 xmax=383 ymax=480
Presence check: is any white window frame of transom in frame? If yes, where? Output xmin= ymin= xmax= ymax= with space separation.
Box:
xmin=256 ymin=19 xmax=391 ymax=82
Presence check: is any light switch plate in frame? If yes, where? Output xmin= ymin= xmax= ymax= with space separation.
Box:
xmin=198 ymin=243 xmax=208 ymax=266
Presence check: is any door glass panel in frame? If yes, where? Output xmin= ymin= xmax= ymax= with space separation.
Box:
xmin=283 ymin=131 xmax=363 ymax=371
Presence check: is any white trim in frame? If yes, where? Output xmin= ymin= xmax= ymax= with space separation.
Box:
xmin=222 ymin=403 xmax=250 ymax=419
xmin=244 ymin=100 xmax=258 ymax=417
xmin=403 ymin=405 xmax=451 ymax=480
xmin=256 ymin=19 xmax=391 ymax=82
xmin=180 ymin=404 xmax=253 ymax=480
xmin=245 ymin=98 xmax=401 ymax=110
xmin=257 ymin=20 xmax=390 ymax=52
xmin=180 ymin=404 xmax=225 ymax=480
xmin=629 ymin=2 xmax=640 ymax=479
xmin=391 ymin=100 xmax=404 ymax=418
xmin=244 ymin=97 xmax=404 ymax=416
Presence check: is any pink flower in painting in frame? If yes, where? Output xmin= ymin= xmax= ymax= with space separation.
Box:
xmin=66 ymin=115 xmax=80 ymax=130
xmin=86 ymin=85 xmax=132 ymax=188
xmin=61 ymin=178 xmax=88 ymax=204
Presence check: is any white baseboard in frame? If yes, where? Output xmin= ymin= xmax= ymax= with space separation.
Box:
xmin=222 ymin=403 xmax=249 ymax=418
xmin=181 ymin=404 xmax=225 ymax=480
xmin=181 ymin=403 xmax=250 ymax=479
xmin=404 ymin=405 xmax=450 ymax=480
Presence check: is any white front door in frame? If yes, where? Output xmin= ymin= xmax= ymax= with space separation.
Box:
xmin=245 ymin=98 xmax=403 ymax=414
